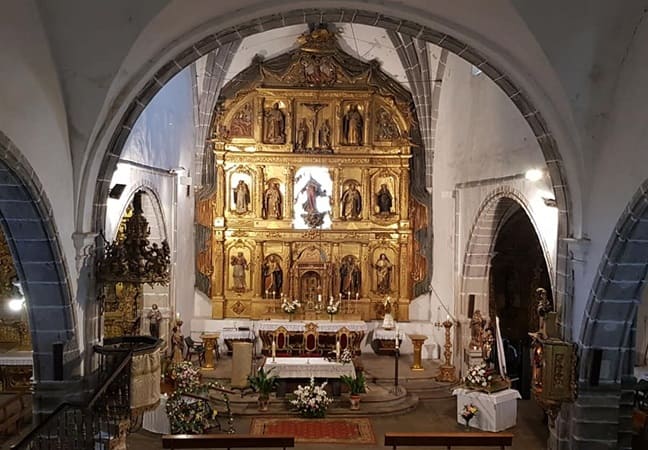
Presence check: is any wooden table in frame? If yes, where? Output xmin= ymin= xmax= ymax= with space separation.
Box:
xmin=200 ymin=332 xmax=220 ymax=369
xmin=408 ymin=334 xmax=428 ymax=371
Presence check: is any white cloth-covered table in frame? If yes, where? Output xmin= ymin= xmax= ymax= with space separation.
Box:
xmin=452 ymin=388 xmax=521 ymax=432
xmin=142 ymin=394 xmax=170 ymax=434
xmin=0 ymin=353 xmax=33 ymax=366
xmin=255 ymin=320 xmax=367 ymax=333
xmin=264 ymin=357 xmax=356 ymax=379
xmin=373 ymin=328 xmax=401 ymax=340
xmin=221 ymin=329 xmax=255 ymax=340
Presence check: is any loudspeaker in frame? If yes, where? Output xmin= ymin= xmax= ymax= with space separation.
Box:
xmin=53 ymin=342 xmax=63 ymax=380
xmin=109 ymin=183 xmax=126 ymax=199
xmin=468 ymin=294 xmax=475 ymax=318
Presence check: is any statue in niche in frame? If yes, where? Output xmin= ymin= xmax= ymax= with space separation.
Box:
xmin=264 ymin=102 xmax=285 ymax=144
xmin=376 ymin=183 xmax=393 ymax=215
xmin=342 ymin=104 xmax=363 ymax=145
xmin=536 ymin=287 xmax=553 ymax=333
xmin=340 ymin=183 xmax=362 ymax=220
xmin=300 ymin=177 xmax=327 ymax=228
xmin=296 ymin=118 xmax=309 ymax=150
xmin=230 ymin=252 xmax=248 ymax=292
xmin=230 ymin=103 xmax=253 ymax=137
xmin=469 ymin=310 xmax=485 ymax=350
xmin=262 ymin=255 xmax=283 ymax=298
xmin=262 ymin=182 xmax=283 ymax=219
xmin=339 ymin=256 xmax=361 ymax=297
xmin=374 ymin=253 xmax=393 ymax=294
xmin=318 ymin=119 xmax=332 ymax=148
xmin=233 ymin=180 xmax=250 ymax=214
xmin=376 ymin=109 xmax=399 ymax=140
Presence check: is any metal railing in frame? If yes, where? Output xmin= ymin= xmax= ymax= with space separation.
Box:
xmin=10 ymin=336 xmax=161 ymax=450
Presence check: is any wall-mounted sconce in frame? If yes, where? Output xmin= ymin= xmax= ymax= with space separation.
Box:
xmin=109 ymin=183 xmax=126 ymax=199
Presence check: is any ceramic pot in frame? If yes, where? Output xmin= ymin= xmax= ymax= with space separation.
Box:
xmin=349 ymin=395 xmax=361 ymax=410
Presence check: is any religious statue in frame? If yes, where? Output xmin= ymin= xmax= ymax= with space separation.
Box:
xmin=233 ymin=180 xmax=250 ymax=214
xmin=376 ymin=183 xmax=393 ymax=215
xmin=482 ymin=324 xmax=495 ymax=367
xmin=262 ymin=255 xmax=283 ymax=298
xmin=374 ymin=253 xmax=393 ymax=294
xmin=536 ymin=287 xmax=553 ymax=333
xmin=340 ymin=183 xmax=362 ymax=220
xmin=382 ymin=297 xmax=395 ymax=329
xmin=230 ymin=103 xmax=252 ymax=137
xmin=339 ymin=256 xmax=361 ymax=296
xmin=318 ymin=119 xmax=332 ymax=148
xmin=342 ymin=104 xmax=363 ymax=145
xmin=147 ymin=303 xmax=162 ymax=338
xmin=469 ymin=310 xmax=485 ymax=350
xmin=296 ymin=118 xmax=309 ymax=150
xmin=262 ymin=182 xmax=283 ymax=219
xmin=376 ymin=109 xmax=399 ymax=140
xmin=300 ymin=178 xmax=327 ymax=228
xmin=264 ymin=102 xmax=285 ymax=144
xmin=230 ymin=252 xmax=248 ymax=291
xmin=171 ymin=324 xmax=184 ymax=363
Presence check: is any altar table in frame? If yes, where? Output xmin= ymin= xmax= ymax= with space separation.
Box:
xmin=263 ymin=357 xmax=356 ymax=396
xmin=452 ymin=388 xmax=521 ymax=432
xmin=221 ymin=328 xmax=255 ymax=355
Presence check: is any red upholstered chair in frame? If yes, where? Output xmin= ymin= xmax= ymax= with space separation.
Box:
xmin=272 ymin=326 xmax=293 ymax=356
xmin=336 ymin=327 xmax=352 ymax=353
xmin=302 ymin=322 xmax=322 ymax=356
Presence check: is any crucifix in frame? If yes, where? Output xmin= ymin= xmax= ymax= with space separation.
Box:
xmin=302 ymin=103 xmax=327 ymax=149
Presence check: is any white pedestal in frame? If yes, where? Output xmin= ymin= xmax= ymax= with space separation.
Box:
xmin=452 ymin=388 xmax=521 ymax=432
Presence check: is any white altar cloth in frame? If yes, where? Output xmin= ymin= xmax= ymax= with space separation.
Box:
xmin=373 ymin=328 xmax=401 ymax=340
xmin=264 ymin=357 xmax=356 ymax=379
xmin=221 ymin=329 xmax=255 ymax=340
xmin=255 ymin=320 xmax=367 ymax=333
xmin=142 ymin=395 xmax=170 ymax=434
xmin=0 ymin=353 xmax=33 ymax=366
xmin=452 ymin=388 xmax=521 ymax=432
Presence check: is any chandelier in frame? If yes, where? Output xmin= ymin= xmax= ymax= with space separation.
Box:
xmin=96 ymin=191 xmax=170 ymax=285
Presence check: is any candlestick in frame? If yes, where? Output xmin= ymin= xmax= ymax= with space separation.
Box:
xmin=339 ymin=293 xmax=342 ymax=301
xmin=436 ymin=319 xmax=457 ymax=382
xmin=336 ymin=341 xmax=341 ymax=361
xmin=356 ymin=292 xmax=359 ymax=301
xmin=347 ymin=291 xmax=351 ymax=300
xmin=329 ymin=296 xmax=333 ymax=306
xmin=175 ymin=312 xmax=180 ymax=321
xmin=272 ymin=339 xmax=276 ymax=360
xmin=318 ymin=294 xmax=322 ymax=303
xmin=265 ymin=289 xmax=269 ymax=298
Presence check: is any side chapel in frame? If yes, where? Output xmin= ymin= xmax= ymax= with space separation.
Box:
xmin=195 ymin=26 xmax=430 ymax=322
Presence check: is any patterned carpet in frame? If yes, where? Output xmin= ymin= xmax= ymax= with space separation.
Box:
xmin=250 ymin=417 xmax=376 ymax=444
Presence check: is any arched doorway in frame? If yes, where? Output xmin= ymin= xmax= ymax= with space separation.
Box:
xmin=489 ymin=203 xmax=552 ymax=399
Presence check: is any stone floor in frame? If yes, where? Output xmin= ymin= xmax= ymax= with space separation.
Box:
xmin=129 ymin=353 xmax=549 ymax=449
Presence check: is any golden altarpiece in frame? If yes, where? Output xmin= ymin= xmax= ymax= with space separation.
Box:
xmin=196 ymin=27 xmax=428 ymax=321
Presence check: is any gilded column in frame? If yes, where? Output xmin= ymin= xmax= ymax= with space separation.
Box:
xmin=257 ymin=165 xmax=266 ymax=217
xmin=215 ymin=154 xmax=226 ymax=217
xmin=252 ymin=243 xmax=263 ymax=300
xmin=361 ymin=168 xmax=370 ymax=220
xmin=399 ymin=165 xmax=410 ymax=221
xmin=332 ymin=167 xmax=340 ymax=220
xmin=285 ymin=166 xmax=295 ymax=219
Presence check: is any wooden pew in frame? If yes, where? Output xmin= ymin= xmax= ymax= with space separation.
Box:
xmin=384 ymin=431 xmax=514 ymax=449
xmin=162 ymin=434 xmax=295 ymax=449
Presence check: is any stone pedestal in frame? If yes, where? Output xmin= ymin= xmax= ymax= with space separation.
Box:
xmin=464 ymin=348 xmax=483 ymax=370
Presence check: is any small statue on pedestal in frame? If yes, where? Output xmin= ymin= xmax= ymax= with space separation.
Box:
xmin=382 ymin=297 xmax=395 ymax=330
xmin=469 ymin=310 xmax=485 ymax=350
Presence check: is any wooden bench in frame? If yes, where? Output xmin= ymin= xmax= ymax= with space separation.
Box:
xmin=384 ymin=432 xmax=514 ymax=449
xmin=162 ymin=434 xmax=295 ymax=449
xmin=0 ymin=393 xmax=31 ymax=437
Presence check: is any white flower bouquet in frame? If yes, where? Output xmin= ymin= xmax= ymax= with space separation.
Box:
xmin=289 ymin=377 xmax=333 ymax=418
xmin=339 ymin=347 xmax=353 ymax=364
xmin=326 ymin=301 xmax=339 ymax=315
xmin=463 ymin=363 xmax=508 ymax=393
xmin=282 ymin=299 xmax=301 ymax=314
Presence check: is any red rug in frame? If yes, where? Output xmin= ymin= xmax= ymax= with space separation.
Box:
xmin=250 ymin=417 xmax=375 ymax=444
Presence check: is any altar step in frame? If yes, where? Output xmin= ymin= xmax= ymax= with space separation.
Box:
xmin=221 ymin=383 xmax=419 ymax=417
xmin=400 ymin=379 xmax=459 ymax=400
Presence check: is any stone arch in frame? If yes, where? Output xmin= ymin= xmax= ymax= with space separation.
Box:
xmin=85 ymin=8 xmax=572 ymax=322
xmin=460 ymin=187 xmax=554 ymax=318
xmin=579 ymin=179 xmax=648 ymax=384
xmin=0 ymin=131 xmax=77 ymax=382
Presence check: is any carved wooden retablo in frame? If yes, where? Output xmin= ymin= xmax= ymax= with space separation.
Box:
xmin=196 ymin=25 xmax=429 ymax=321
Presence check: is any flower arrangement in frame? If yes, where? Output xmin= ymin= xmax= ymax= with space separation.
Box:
xmin=463 ymin=363 xmax=508 ymax=393
xmin=282 ymin=298 xmax=301 ymax=314
xmin=166 ymin=361 xmax=234 ymax=434
xmin=461 ymin=403 xmax=479 ymax=428
xmin=339 ymin=347 xmax=353 ymax=365
xmin=289 ymin=377 xmax=333 ymax=418
xmin=326 ymin=301 xmax=340 ymax=315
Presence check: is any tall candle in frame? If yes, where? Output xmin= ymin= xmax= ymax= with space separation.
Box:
xmin=272 ymin=340 xmax=276 ymax=359
xmin=446 ymin=314 xmax=450 ymax=321
xmin=318 ymin=294 xmax=322 ymax=303
xmin=336 ymin=341 xmax=341 ymax=360
xmin=176 ymin=312 xmax=180 ymax=320
xmin=356 ymin=292 xmax=359 ymax=301
xmin=347 ymin=291 xmax=351 ymax=300
xmin=329 ymin=296 xmax=333 ymax=306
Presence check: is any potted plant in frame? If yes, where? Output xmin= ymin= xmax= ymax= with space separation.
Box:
xmin=289 ymin=377 xmax=333 ymax=417
xmin=248 ymin=367 xmax=278 ymax=411
xmin=340 ymin=371 xmax=366 ymax=410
